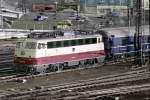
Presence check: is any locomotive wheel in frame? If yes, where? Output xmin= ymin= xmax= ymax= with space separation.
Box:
xmin=47 ymin=65 xmax=57 ymax=72
xmin=30 ymin=67 xmax=37 ymax=75
xmin=53 ymin=66 xmax=58 ymax=72
xmin=54 ymin=66 xmax=58 ymax=72
xmin=41 ymin=68 xmax=47 ymax=74
xmin=79 ymin=60 xmax=85 ymax=68
xmin=86 ymin=59 xmax=94 ymax=65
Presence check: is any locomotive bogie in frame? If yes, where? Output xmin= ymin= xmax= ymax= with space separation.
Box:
xmin=14 ymin=57 xmax=105 ymax=74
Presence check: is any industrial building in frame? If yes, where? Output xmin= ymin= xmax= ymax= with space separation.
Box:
xmin=79 ymin=0 xmax=149 ymax=16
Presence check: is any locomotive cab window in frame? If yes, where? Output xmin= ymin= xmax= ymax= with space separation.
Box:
xmin=25 ymin=42 xmax=37 ymax=49
xmin=16 ymin=42 xmax=23 ymax=48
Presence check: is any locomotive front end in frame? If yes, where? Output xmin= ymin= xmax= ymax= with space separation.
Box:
xmin=14 ymin=39 xmax=39 ymax=73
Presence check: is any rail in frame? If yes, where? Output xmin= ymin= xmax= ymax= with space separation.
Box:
xmin=0 ymin=67 xmax=150 ymax=99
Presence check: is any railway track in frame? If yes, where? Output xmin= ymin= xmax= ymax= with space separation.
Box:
xmin=0 ymin=61 xmax=134 ymax=83
xmin=0 ymin=57 xmax=146 ymax=82
xmin=0 ymin=51 xmax=135 ymax=77
xmin=0 ymin=67 xmax=150 ymax=99
xmin=60 ymin=83 xmax=150 ymax=100
xmin=0 ymin=42 xmax=145 ymax=78
xmin=0 ymin=53 xmax=15 ymax=76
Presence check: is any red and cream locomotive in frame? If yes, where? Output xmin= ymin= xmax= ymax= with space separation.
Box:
xmin=14 ymin=31 xmax=105 ymax=73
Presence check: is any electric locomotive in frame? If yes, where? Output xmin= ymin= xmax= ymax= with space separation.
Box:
xmin=14 ymin=30 xmax=105 ymax=73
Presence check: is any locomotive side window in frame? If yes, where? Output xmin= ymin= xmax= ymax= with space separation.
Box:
xmin=91 ymin=38 xmax=97 ymax=44
xmin=85 ymin=38 xmax=97 ymax=44
xmin=71 ymin=40 xmax=77 ymax=46
xmin=78 ymin=39 xmax=84 ymax=45
xmin=56 ymin=41 xmax=62 ymax=48
xmin=47 ymin=42 xmax=54 ymax=48
xmin=85 ymin=38 xmax=90 ymax=44
xmin=47 ymin=37 xmax=98 ymax=48
xmin=63 ymin=40 xmax=70 ymax=47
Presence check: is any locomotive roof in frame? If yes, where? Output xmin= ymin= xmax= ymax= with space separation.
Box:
xmin=25 ymin=34 xmax=102 ymax=42
xmin=102 ymin=25 xmax=149 ymax=37
xmin=26 ymin=30 xmax=102 ymax=42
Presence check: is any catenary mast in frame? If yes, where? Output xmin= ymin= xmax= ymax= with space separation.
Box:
xmin=134 ymin=0 xmax=145 ymax=66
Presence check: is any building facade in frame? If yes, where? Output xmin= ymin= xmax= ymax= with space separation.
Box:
xmin=79 ymin=0 xmax=149 ymax=16
xmin=79 ymin=0 xmax=129 ymax=16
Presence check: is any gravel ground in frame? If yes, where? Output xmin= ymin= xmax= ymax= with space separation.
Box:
xmin=0 ymin=63 xmax=132 ymax=92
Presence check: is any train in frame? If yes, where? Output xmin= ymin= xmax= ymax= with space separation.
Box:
xmin=14 ymin=30 xmax=105 ymax=73
xmin=100 ymin=26 xmax=150 ymax=61
xmin=14 ymin=26 xmax=150 ymax=74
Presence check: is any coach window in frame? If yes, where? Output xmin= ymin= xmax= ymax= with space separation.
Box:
xmin=122 ymin=37 xmax=128 ymax=45
xmin=148 ymin=36 xmax=150 ymax=42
